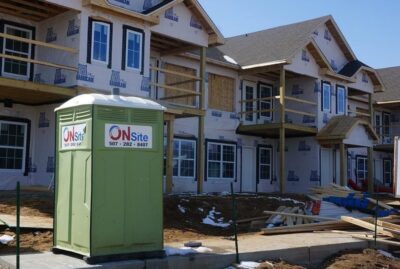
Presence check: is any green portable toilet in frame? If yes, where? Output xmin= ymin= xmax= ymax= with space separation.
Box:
xmin=53 ymin=92 xmax=165 ymax=263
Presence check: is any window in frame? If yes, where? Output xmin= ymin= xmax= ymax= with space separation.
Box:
xmin=207 ymin=141 xmax=236 ymax=180
xmin=382 ymin=112 xmax=391 ymax=144
xmin=356 ymin=156 xmax=368 ymax=183
xmin=173 ymin=139 xmax=196 ymax=178
xmin=383 ymin=159 xmax=392 ymax=186
xmin=0 ymin=121 xmax=27 ymax=171
xmin=123 ymin=27 xmax=143 ymax=72
xmin=163 ymin=138 xmax=196 ymax=178
xmin=258 ymin=83 xmax=273 ymax=120
xmin=2 ymin=24 xmax=33 ymax=79
xmin=208 ymin=73 xmax=235 ymax=112
xmin=258 ymin=146 xmax=272 ymax=181
xmin=375 ymin=112 xmax=382 ymax=137
xmin=336 ymin=86 xmax=345 ymax=114
xmin=244 ymin=83 xmax=255 ymax=122
xmin=322 ymin=82 xmax=331 ymax=112
xmin=90 ymin=20 xmax=111 ymax=65
xmin=347 ymin=155 xmax=352 ymax=178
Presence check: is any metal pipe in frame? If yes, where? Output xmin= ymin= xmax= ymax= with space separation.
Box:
xmin=230 ymin=182 xmax=239 ymax=264
xmin=16 ymin=181 xmax=20 ymax=269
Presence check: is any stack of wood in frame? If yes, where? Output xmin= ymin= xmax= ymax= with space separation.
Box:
xmin=308 ymin=183 xmax=362 ymax=200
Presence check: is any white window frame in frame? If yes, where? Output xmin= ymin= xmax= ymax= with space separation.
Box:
xmin=258 ymin=146 xmax=272 ymax=180
xmin=336 ymin=86 xmax=345 ymax=115
xmin=173 ymin=138 xmax=196 ymax=179
xmin=383 ymin=159 xmax=392 ymax=186
xmin=258 ymin=83 xmax=273 ymax=121
xmin=2 ymin=24 xmax=32 ymax=80
xmin=356 ymin=156 xmax=368 ymax=183
xmin=0 ymin=120 xmax=27 ymax=172
xmin=125 ymin=29 xmax=143 ymax=72
xmin=322 ymin=82 xmax=331 ymax=112
xmin=242 ymin=81 xmax=256 ymax=123
xmin=91 ymin=21 xmax=110 ymax=65
xmin=207 ymin=142 xmax=236 ymax=180
xmin=375 ymin=112 xmax=382 ymax=139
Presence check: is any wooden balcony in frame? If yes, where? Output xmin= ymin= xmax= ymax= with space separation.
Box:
xmin=0 ymin=31 xmax=79 ymax=105
xmin=373 ymin=124 xmax=400 ymax=152
xmin=237 ymin=94 xmax=318 ymax=138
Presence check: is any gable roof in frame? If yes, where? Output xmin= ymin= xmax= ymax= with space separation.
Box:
xmin=84 ymin=0 xmax=224 ymax=45
xmin=373 ymin=66 xmax=400 ymax=105
xmin=316 ymin=116 xmax=378 ymax=143
xmin=338 ymin=60 xmax=385 ymax=91
xmin=339 ymin=60 xmax=370 ymax=77
xmin=208 ymin=15 xmax=356 ymax=69
xmin=148 ymin=0 xmax=224 ymax=45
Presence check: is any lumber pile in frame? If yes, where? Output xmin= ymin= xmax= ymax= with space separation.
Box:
xmin=309 ymin=183 xmax=362 ymax=200
xmin=261 ymin=215 xmax=400 ymax=236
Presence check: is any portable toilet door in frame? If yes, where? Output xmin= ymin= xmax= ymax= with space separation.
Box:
xmin=53 ymin=94 xmax=165 ymax=263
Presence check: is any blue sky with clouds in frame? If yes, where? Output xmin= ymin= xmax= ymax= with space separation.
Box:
xmin=198 ymin=0 xmax=400 ymax=69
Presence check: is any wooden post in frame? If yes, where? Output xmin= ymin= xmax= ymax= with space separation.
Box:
xmin=369 ymin=93 xmax=374 ymax=125
xmin=339 ymin=143 xmax=346 ymax=186
xmin=279 ymin=66 xmax=286 ymax=193
xmin=197 ymin=47 xmax=206 ymax=194
xmin=368 ymin=94 xmax=374 ymax=194
xmin=368 ymin=147 xmax=374 ymax=194
xmin=165 ymin=117 xmax=174 ymax=194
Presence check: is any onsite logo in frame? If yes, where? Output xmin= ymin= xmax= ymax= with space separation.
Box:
xmin=105 ymin=124 xmax=152 ymax=149
xmin=61 ymin=123 xmax=86 ymax=149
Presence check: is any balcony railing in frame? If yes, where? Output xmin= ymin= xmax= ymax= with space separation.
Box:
xmin=239 ymin=95 xmax=317 ymax=126
xmin=374 ymin=124 xmax=400 ymax=145
xmin=0 ymin=32 xmax=78 ymax=82
xmin=150 ymin=65 xmax=202 ymax=109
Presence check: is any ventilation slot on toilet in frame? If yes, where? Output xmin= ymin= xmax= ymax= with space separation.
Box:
xmin=131 ymin=110 xmax=159 ymax=124
xmin=96 ymin=107 xmax=129 ymax=122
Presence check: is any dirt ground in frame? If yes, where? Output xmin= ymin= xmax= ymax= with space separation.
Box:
xmin=1 ymin=192 xmax=400 ymax=268
xmin=0 ymin=190 xmax=307 ymax=254
xmin=323 ymin=249 xmax=400 ymax=269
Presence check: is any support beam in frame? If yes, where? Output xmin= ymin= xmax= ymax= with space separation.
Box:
xmin=368 ymin=93 xmax=374 ymax=194
xmin=165 ymin=118 xmax=175 ymax=194
xmin=197 ymin=47 xmax=206 ymax=194
xmin=369 ymin=93 xmax=374 ymax=125
xmin=368 ymin=147 xmax=374 ymax=194
xmin=279 ymin=66 xmax=286 ymax=193
xmin=340 ymin=143 xmax=346 ymax=186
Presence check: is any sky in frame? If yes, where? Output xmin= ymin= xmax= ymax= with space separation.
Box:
xmin=197 ymin=0 xmax=400 ymax=69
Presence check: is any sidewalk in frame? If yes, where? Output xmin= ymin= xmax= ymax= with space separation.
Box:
xmin=0 ymin=232 xmax=388 ymax=269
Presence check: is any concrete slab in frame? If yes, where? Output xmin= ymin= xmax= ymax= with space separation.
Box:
xmin=0 ymin=252 xmax=145 ymax=269
xmin=0 ymin=232 xmax=392 ymax=269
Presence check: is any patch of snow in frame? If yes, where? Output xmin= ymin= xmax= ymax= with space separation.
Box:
xmin=202 ymin=207 xmax=231 ymax=228
xmin=178 ymin=204 xmax=186 ymax=214
xmin=224 ymin=261 xmax=261 ymax=269
xmin=378 ymin=249 xmax=398 ymax=260
xmin=164 ymin=246 xmax=196 ymax=256
xmin=0 ymin=235 xmax=14 ymax=245
xmin=223 ymin=55 xmax=238 ymax=65
xmin=267 ymin=196 xmax=305 ymax=205
xmin=195 ymin=246 xmax=213 ymax=253
xmin=181 ymin=198 xmax=190 ymax=202
xmin=164 ymin=246 xmax=213 ymax=256
xmin=198 ymin=207 xmax=204 ymax=212
xmin=220 ymin=191 xmax=231 ymax=196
